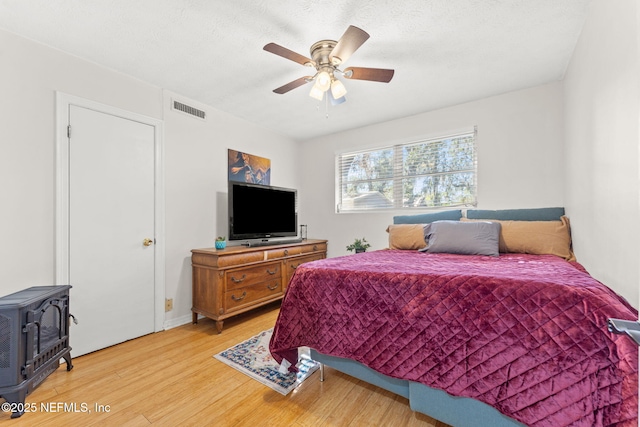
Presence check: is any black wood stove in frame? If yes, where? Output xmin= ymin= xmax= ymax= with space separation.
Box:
xmin=0 ymin=286 xmax=73 ymax=418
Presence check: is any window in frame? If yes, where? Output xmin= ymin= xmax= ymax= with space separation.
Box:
xmin=336 ymin=129 xmax=477 ymax=212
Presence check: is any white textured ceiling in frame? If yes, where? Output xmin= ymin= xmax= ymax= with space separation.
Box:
xmin=0 ymin=0 xmax=592 ymax=141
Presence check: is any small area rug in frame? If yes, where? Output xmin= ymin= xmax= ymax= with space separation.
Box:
xmin=214 ymin=328 xmax=319 ymax=395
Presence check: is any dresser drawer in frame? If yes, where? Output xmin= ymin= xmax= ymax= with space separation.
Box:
xmin=225 ymin=261 xmax=281 ymax=291
xmin=265 ymin=246 xmax=301 ymax=259
xmin=225 ymin=280 xmax=282 ymax=313
xmin=300 ymin=242 xmax=327 ymax=254
xmin=286 ymin=253 xmax=325 ymax=273
xmin=285 ymin=253 xmax=325 ymax=286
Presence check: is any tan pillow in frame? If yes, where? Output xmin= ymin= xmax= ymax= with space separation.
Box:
xmin=462 ymin=216 xmax=575 ymax=261
xmin=386 ymin=224 xmax=427 ymax=250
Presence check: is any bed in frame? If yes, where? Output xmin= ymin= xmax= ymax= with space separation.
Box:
xmin=269 ymin=208 xmax=638 ymax=427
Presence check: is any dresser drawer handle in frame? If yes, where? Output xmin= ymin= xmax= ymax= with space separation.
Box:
xmin=313 ymin=245 xmax=318 ymax=251
xmin=230 ymin=274 xmax=246 ymax=283
xmin=291 ymin=263 xmax=301 ymax=270
xmin=231 ymin=292 xmax=247 ymax=301
xmin=267 ymin=283 xmax=278 ymax=291
xmin=284 ymin=249 xmax=289 ymax=256
xmin=266 ymin=268 xmax=278 ymax=275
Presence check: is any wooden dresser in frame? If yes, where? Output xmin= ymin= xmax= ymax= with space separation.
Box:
xmin=191 ymin=239 xmax=327 ymax=333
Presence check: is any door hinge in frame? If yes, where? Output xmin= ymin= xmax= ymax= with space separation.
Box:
xmin=67 ymin=125 xmax=71 ymax=138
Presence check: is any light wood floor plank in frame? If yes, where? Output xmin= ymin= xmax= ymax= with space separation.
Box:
xmin=0 ymin=302 xmax=450 ymax=426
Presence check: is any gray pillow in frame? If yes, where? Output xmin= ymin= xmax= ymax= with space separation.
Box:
xmin=420 ymin=220 xmax=501 ymax=256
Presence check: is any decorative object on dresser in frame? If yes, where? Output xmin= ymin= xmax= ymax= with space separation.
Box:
xmin=0 ymin=286 xmax=73 ymax=418
xmin=215 ymin=236 xmax=227 ymax=250
xmin=191 ymin=239 xmax=327 ymax=333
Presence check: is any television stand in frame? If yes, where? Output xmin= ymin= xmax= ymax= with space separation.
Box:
xmin=243 ymin=238 xmax=303 ymax=247
xmin=191 ymin=239 xmax=327 ymax=333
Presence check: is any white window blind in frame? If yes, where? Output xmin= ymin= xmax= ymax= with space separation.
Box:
xmin=336 ymin=129 xmax=477 ymax=212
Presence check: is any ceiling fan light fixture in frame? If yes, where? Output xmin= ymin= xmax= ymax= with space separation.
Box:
xmin=309 ymin=84 xmax=324 ymax=101
xmin=331 ymin=79 xmax=347 ymax=99
xmin=316 ymin=71 xmax=331 ymax=91
xmin=329 ymin=90 xmax=346 ymax=106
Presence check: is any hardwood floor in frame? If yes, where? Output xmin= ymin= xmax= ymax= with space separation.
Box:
xmin=0 ymin=303 xmax=451 ymax=426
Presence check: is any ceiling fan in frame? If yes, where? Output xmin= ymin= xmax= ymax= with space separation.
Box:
xmin=263 ymin=25 xmax=394 ymax=104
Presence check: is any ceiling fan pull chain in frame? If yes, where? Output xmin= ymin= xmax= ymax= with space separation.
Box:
xmin=325 ymin=93 xmax=330 ymax=119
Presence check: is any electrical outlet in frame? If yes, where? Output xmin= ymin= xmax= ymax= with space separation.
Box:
xmin=165 ymin=298 xmax=173 ymax=312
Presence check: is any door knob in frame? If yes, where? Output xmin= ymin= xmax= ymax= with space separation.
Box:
xmin=143 ymin=238 xmax=154 ymax=247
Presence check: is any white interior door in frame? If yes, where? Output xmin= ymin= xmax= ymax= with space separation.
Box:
xmin=68 ymin=104 xmax=156 ymax=356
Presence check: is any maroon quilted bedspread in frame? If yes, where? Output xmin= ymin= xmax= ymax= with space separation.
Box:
xmin=269 ymin=250 xmax=638 ymax=427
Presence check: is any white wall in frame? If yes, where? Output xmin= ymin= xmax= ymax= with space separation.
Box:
xmin=162 ymin=91 xmax=300 ymax=325
xmin=298 ymin=83 xmax=565 ymax=258
xmin=564 ymin=0 xmax=640 ymax=308
xmin=0 ymin=29 xmax=162 ymax=294
xmin=0 ymin=29 xmax=299 ymax=326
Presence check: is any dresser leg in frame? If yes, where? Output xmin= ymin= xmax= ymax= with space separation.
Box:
xmin=192 ymin=312 xmax=198 ymax=324
xmin=215 ymin=320 xmax=224 ymax=334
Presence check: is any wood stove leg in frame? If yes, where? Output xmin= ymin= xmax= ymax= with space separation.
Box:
xmin=4 ymin=390 xmax=28 ymax=418
xmin=215 ymin=320 xmax=224 ymax=334
xmin=63 ymin=351 xmax=73 ymax=371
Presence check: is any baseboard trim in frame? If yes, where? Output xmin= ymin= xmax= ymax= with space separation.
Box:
xmin=163 ymin=313 xmax=194 ymax=330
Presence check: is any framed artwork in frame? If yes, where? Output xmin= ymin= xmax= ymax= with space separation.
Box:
xmin=228 ymin=149 xmax=271 ymax=184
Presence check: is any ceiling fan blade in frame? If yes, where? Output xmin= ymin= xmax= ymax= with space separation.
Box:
xmin=264 ymin=43 xmax=313 ymax=66
xmin=273 ymin=76 xmax=312 ymax=94
xmin=344 ymin=67 xmax=394 ymax=83
xmin=330 ymin=26 xmax=370 ymax=65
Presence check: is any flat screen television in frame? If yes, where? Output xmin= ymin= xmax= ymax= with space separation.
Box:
xmin=228 ymin=181 xmax=298 ymax=241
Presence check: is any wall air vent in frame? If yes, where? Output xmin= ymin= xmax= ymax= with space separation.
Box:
xmin=172 ymin=100 xmax=206 ymax=120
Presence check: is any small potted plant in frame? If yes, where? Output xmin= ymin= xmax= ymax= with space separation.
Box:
xmin=215 ymin=236 xmax=227 ymax=250
xmin=346 ymin=237 xmax=371 ymax=254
